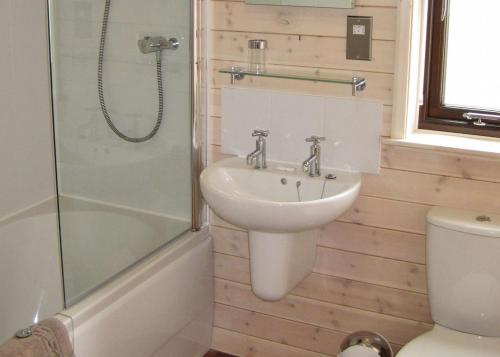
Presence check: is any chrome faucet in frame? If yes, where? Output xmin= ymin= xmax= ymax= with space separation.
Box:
xmin=302 ymin=136 xmax=325 ymax=177
xmin=246 ymin=130 xmax=269 ymax=169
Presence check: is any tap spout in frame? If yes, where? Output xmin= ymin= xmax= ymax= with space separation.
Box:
xmin=247 ymin=148 xmax=262 ymax=166
xmin=302 ymin=154 xmax=317 ymax=172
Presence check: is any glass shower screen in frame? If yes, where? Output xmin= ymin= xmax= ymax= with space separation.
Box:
xmin=48 ymin=0 xmax=193 ymax=306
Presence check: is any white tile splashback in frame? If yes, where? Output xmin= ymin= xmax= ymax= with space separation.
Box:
xmin=221 ymin=87 xmax=383 ymax=174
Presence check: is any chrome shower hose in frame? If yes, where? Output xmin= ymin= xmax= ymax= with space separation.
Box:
xmin=98 ymin=0 xmax=164 ymax=143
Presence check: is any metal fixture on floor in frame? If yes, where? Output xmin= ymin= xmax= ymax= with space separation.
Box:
xmin=15 ymin=327 xmax=32 ymax=339
xmin=338 ymin=331 xmax=393 ymax=357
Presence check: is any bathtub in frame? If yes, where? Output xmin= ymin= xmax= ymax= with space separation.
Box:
xmin=0 ymin=199 xmax=63 ymax=344
xmin=1 ymin=199 xmax=213 ymax=356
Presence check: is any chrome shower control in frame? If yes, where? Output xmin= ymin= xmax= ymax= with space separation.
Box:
xmin=138 ymin=36 xmax=180 ymax=54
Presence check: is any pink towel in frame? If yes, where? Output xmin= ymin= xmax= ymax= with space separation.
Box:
xmin=0 ymin=318 xmax=73 ymax=357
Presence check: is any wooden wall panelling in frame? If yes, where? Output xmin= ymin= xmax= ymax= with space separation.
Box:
xmin=319 ymin=221 xmax=426 ymax=264
xmin=339 ymin=196 xmax=430 ymax=234
xmin=382 ymin=144 xmax=500 ymax=183
xmin=212 ymin=327 xmax=332 ymax=357
xmin=210 ymin=1 xmax=397 ymax=40
xmin=214 ymin=279 xmax=432 ymax=345
xmin=362 ymin=168 xmax=500 ymax=214
xmin=213 ymin=249 xmax=432 ymax=322
xmin=209 ymin=30 xmax=395 ymax=73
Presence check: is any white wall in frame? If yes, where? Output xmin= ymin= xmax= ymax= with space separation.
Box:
xmin=0 ymin=0 xmax=63 ymax=343
xmin=0 ymin=0 xmax=57 ymax=219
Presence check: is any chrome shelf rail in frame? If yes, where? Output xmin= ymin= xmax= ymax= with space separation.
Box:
xmin=220 ymin=66 xmax=367 ymax=96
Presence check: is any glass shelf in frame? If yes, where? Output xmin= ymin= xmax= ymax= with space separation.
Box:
xmin=219 ymin=66 xmax=367 ymax=96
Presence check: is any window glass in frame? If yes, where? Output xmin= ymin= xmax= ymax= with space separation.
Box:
xmin=443 ymin=1 xmax=500 ymax=112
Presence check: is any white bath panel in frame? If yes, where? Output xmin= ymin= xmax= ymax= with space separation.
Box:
xmin=59 ymin=231 xmax=213 ymax=357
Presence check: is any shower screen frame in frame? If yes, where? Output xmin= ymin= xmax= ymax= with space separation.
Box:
xmin=191 ymin=0 xmax=207 ymax=232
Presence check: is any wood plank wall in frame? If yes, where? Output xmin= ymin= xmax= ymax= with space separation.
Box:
xmin=206 ymin=0 xmax=500 ymax=356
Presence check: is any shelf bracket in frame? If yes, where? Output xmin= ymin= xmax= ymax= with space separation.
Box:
xmin=230 ymin=67 xmax=245 ymax=84
xmin=352 ymin=77 xmax=367 ymax=96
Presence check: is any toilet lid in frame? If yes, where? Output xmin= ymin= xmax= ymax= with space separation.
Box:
xmin=397 ymin=325 xmax=500 ymax=357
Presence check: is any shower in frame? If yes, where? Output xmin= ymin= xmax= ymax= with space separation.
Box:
xmin=47 ymin=0 xmax=201 ymax=305
xmin=98 ymin=0 xmax=179 ymax=143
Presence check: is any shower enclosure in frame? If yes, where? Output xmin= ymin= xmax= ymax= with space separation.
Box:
xmin=49 ymin=0 xmax=204 ymax=306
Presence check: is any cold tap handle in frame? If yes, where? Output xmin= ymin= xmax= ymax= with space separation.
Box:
xmin=305 ymin=136 xmax=326 ymax=144
xmin=252 ymin=130 xmax=270 ymax=137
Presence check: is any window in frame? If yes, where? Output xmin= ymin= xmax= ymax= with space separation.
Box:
xmin=419 ymin=0 xmax=500 ymax=138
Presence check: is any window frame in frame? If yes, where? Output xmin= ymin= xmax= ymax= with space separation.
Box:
xmin=418 ymin=0 xmax=500 ymax=138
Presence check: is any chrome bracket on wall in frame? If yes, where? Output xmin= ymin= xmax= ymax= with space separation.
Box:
xmin=229 ymin=66 xmax=245 ymax=84
xmin=352 ymin=77 xmax=367 ymax=96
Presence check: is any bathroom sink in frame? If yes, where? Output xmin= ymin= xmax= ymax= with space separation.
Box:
xmin=200 ymin=157 xmax=361 ymax=301
xmin=200 ymin=157 xmax=361 ymax=233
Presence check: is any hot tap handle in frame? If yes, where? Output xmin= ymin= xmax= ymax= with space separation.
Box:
xmin=305 ymin=136 xmax=326 ymax=144
xmin=252 ymin=130 xmax=269 ymax=138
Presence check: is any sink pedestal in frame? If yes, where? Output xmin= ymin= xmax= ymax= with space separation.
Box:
xmin=249 ymin=229 xmax=318 ymax=301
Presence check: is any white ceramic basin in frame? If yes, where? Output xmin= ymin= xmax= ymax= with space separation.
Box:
xmin=201 ymin=157 xmax=361 ymax=233
xmin=200 ymin=157 xmax=361 ymax=301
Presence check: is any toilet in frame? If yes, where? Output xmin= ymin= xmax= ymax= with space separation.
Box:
xmin=397 ymin=207 xmax=500 ymax=356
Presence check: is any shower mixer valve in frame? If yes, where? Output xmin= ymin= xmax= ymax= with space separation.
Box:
xmin=138 ymin=36 xmax=180 ymax=55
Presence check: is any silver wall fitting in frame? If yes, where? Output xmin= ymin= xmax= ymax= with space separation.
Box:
xmin=302 ymin=136 xmax=326 ymax=177
xmin=247 ymin=130 xmax=269 ymax=169
xmin=15 ymin=327 xmax=33 ymax=339
xmin=352 ymin=77 xmax=367 ymax=96
xmin=229 ymin=66 xmax=245 ymax=84
xmin=138 ymin=36 xmax=180 ymax=54
xmin=339 ymin=331 xmax=393 ymax=357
